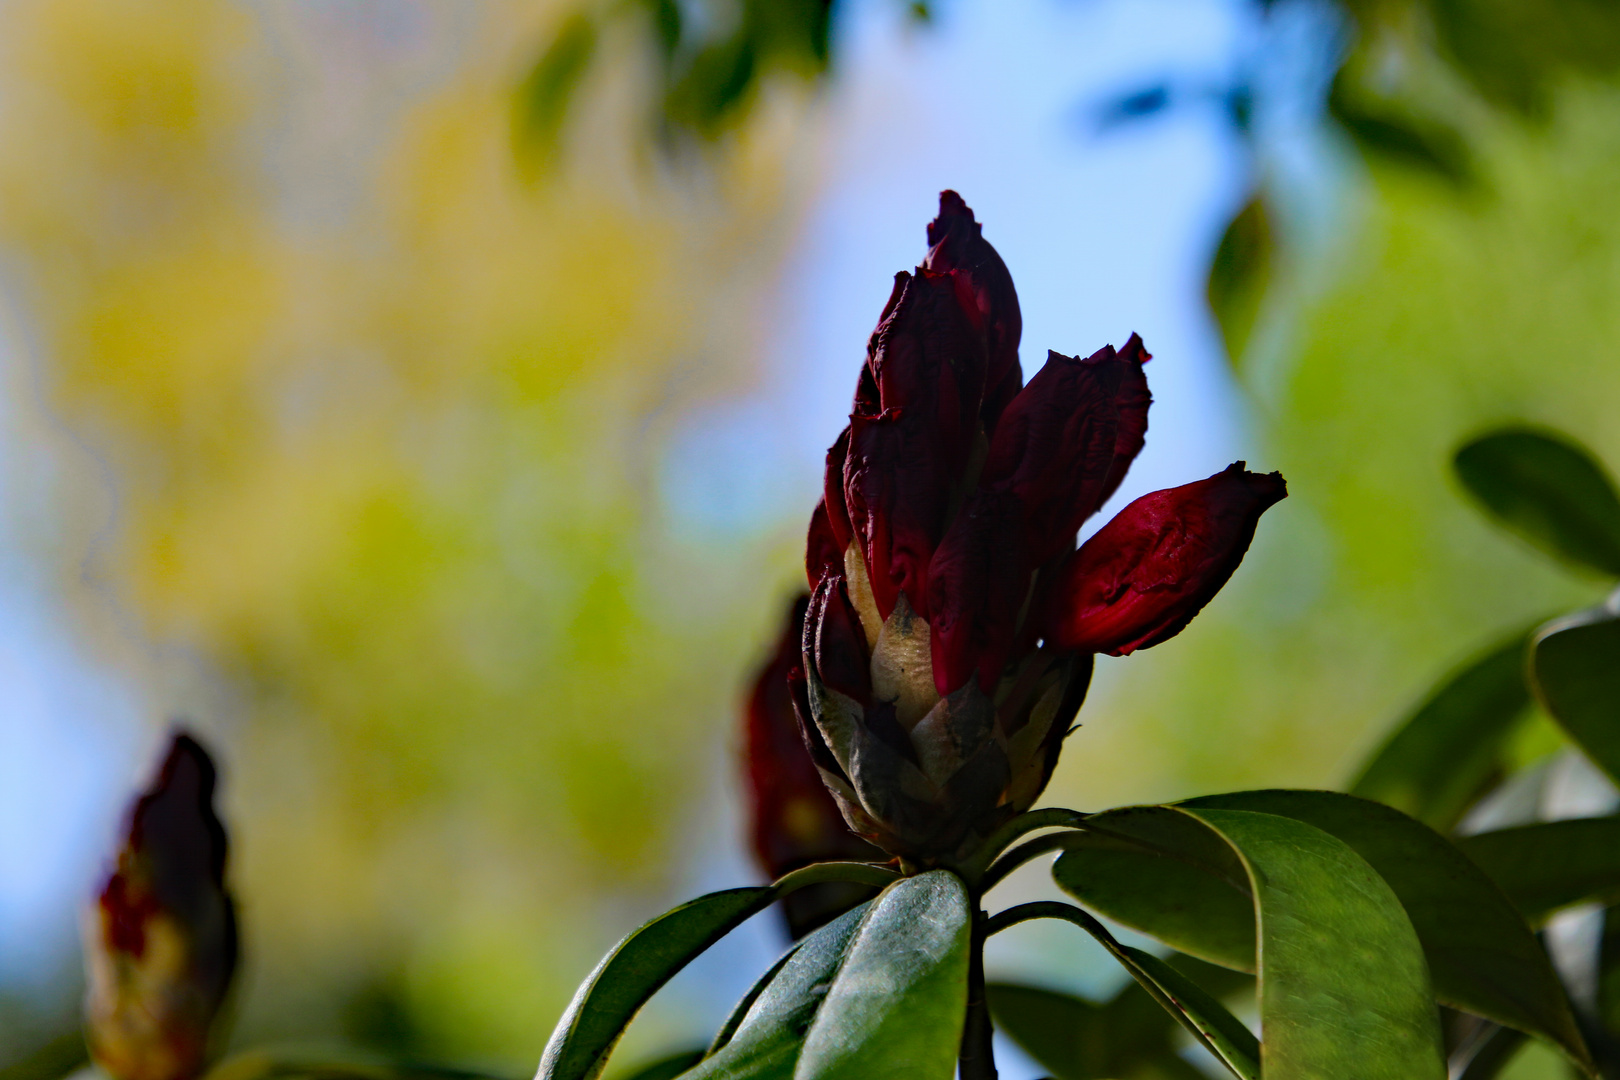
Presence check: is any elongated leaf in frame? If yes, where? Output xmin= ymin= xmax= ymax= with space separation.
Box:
xmin=1207 ymin=197 xmax=1273 ymax=365
xmin=1185 ymin=791 xmax=1589 ymax=1072
xmin=1180 ymin=808 xmax=1446 ymax=1079
xmin=795 ymin=871 xmax=971 ymax=1080
xmin=1532 ymin=605 xmax=1620 ymax=783
xmin=705 ymin=943 xmax=804 ymax=1056
xmin=985 ymin=981 xmax=1204 ymax=1080
xmin=682 ymin=904 xmax=871 ymax=1080
xmin=539 ymin=887 xmax=775 ymax=1080
xmin=1328 ymin=73 xmax=1473 ymax=188
xmin=1454 ymin=428 xmax=1620 ymax=577
xmin=1053 ymin=807 xmax=1256 ymax=971
xmin=1351 ymin=631 xmax=1534 ymax=831
xmin=1123 ymin=947 xmax=1259 ymax=1080
xmin=1458 ymin=817 xmax=1620 ymax=924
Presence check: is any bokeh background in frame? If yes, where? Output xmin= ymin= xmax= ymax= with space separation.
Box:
xmin=3 ymin=1 xmax=1619 ymax=1077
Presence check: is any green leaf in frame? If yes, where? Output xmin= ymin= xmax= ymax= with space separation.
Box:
xmin=514 ymin=12 xmax=598 ymax=158
xmin=1428 ymin=0 xmax=1620 ymax=117
xmin=611 ymin=1051 xmax=705 ymax=1080
xmin=794 ymin=871 xmax=972 ymax=1080
xmin=1454 ymin=428 xmax=1620 ymax=577
xmin=704 ymin=943 xmax=804 ymax=1056
xmin=1206 ymin=197 xmax=1273 ymax=366
xmin=1179 ymin=808 xmax=1446 ymax=1079
xmin=1350 ymin=631 xmax=1534 ymax=831
xmin=538 ymin=887 xmax=776 ymax=1080
xmin=985 ymin=981 xmax=1204 ymax=1080
xmin=1185 ymin=791 xmax=1590 ymax=1073
xmin=1122 ymin=947 xmax=1259 ymax=1080
xmin=1458 ymin=817 xmax=1620 ymax=924
xmin=1053 ymin=806 xmax=1257 ymax=971
xmin=682 ymin=904 xmax=871 ymax=1080
xmin=1532 ymin=604 xmax=1620 ymax=782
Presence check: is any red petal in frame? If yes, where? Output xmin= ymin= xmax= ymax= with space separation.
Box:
xmin=806 ymin=500 xmax=843 ymax=590
xmin=979 ymin=343 xmax=1152 ymax=566
xmin=924 ymin=191 xmax=1024 ymax=432
xmin=807 ymin=572 xmax=873 ymax=702
xmin=844 ymin=408 xmax=953 ymax=620
xmin=823 ymin=427 xmax=854 ymax=551
xmin=927 ymin=488 xmax=1029 ymax=695
xmin=1044 ymin=464 xmax=1286 ymax=655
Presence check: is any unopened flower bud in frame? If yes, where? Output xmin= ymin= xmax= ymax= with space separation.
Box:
xmin=745 ymin=596 xmax=883 ymax=937
xmin=800 ymin=193 xmax=1286 ymax=866
xmin=84 ymin=733 xmax=237 ymax=1080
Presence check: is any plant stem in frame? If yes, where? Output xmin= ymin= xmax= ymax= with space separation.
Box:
xmin=958 ymin=909 xmax=998 ymax=1080
xmin=769 ymin=860 xmax=901 ymax=896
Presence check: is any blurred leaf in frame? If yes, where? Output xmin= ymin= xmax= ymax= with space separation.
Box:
xmin=1428 ymin=0 xmax=1620 ymax=117
xmin=1094 ymin=84 xmax=1173 ymax=132
xmin=537 ymin=887 xmax=775 ymax=1080
xmin=1053 ymin=806 xmax=1257 ymax=972
xmin=1122 ymin=947 xmax=1259 ymax=1080
xmin=792 ymin=871 xmax=971 ymax=1080
xmin=1459 ymin=817 xmax=1620 ymax=924
xmin=1328 ymin=72 xmax=1474 ymax=188
xmin=685 ymin=904 xmax=871 ymax=1079
xmin=985 ymin=980 xmax=1203 ymax=1080
xmin=612 ymin=1052 xmax=704 ymax=1080
xmin=1178 ymin=807 xmax=1446 ymax=1079
xmin=514 ymin=12 xmax=598 ymax=159
xmin=1350 ymin=629 xmax=1535 ymax=831
xmin=1184 ymin=791 xmax=1590 ymax=1072
xmin=1206 ymin=197 xmax=1273 ymax=366
xmin=1532 ymin=604 xmax=1620 ymax=782
xmin=0 ymin=1032 xmax=87 ymax=1080
xmin=637 ymin=0 xmax=682 ymax=62
xmin=1454 ymin=428 xmax=1620 ymax=577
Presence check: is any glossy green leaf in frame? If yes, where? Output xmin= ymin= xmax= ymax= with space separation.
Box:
xmin=1458 ymin=817 xmax=1620 ymax=924
xmin=1180 ymin=808 xmax=1446 ymax=1079
xmin=1207 ymin=197 xmax=1273 ymax=365
xmin=705 ymin=942 xmax=804 ymax=1056
xmin=1185 ymin=791 xmax=1589 ymax=1072
xmin=1532 ymin=604 xmax=1620 ymax=783
xmin=794 ymin=871 xmax=972 ymax=1080
xmin=1350 ymin=631 xmax=1534 ymax=831
xmin=1123 ymin=947 xmax=1259 ymax=1080
xmin=538 ymin=887 xmax=775 ymax=1080
xmin=1454 ymin=428 xmax=1620 ymax=577
xmin=985 ymin=981 xmax=1204 ymax=1080
xmin=1053 ymin=806 xmax=1256 ymax=971
xmin=682 ymin=903 xmax=871 ymax=1080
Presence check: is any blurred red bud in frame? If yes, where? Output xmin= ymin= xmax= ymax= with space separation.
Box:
xmin=84 ymin=733 xmax=237 ymax=1080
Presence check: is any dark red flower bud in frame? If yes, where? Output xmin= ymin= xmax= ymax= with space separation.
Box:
xmin=924 ymin=190 xmax=1023 ymax=432
xmin=799 ymin=193 xmax=1284 ymax=866
xmin=84 ymin=733 xmax=237 ymax=1080
xmin=745 ymin=596 xmax=883 ymax=937
xmin=1043 ymin=463 xmax=1287 ymax=655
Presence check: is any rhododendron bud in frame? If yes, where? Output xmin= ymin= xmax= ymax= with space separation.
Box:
xmin=1044 ymin=464 xmax=1288 ymax=655
xmin=745 ymin=596 xmax=883 ymax=937
xmin=799 ymin=192 xmax=1286 ymax=865
xmin=84 ymin=733 xmax=237 ymax=1080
